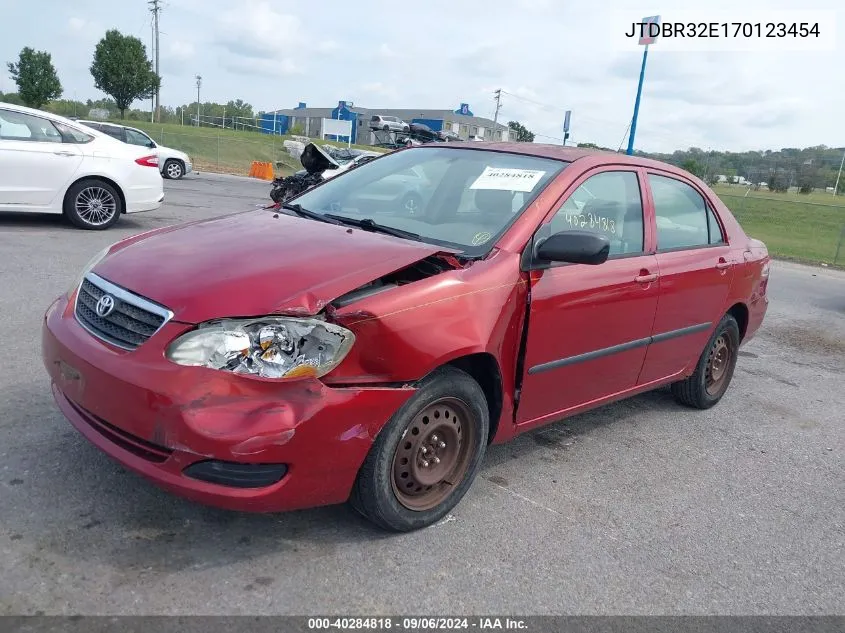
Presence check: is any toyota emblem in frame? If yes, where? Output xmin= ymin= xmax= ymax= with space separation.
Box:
xmin=95 ymin=294 xmax=115 ymax=317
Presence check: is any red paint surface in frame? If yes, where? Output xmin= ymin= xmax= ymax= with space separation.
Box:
xmin=42 ymin=144 xmax=769 ymax=512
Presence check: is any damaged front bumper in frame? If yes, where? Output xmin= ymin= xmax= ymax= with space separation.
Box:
xmin=42 ymin=294 xmax=416 ymax=512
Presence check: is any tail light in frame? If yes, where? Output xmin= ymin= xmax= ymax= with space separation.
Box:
xmin=135 ymin=155 xmax=159 ymax=167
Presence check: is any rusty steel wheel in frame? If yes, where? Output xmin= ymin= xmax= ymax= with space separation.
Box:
xmin=671 ymin=313 xmax=740 ymax=409
xmin=705 ymin=333 xmax=733 ymax=396
xmin=350 ymin=366 xmax=489 ymax=532
xmin=390 ymin=398 xmax=475 ymax=511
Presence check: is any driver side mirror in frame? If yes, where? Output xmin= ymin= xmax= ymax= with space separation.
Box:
xmin=535 ymin=230 xmax=610 ymax=265
xmin=147 ymin=141 xmax=156 ymax=149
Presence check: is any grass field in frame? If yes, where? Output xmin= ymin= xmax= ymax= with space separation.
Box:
xmin=121 ymin=120 xmax=386 ymax=177
xmin=716 ymin=188 xmax=845 ymax=265
xmin=114 ymin=123 xmax=845 ymax=265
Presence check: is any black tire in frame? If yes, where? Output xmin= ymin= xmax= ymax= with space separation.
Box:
xmin=671 ymin=314 xmax=740 ymax=409
xmin=163 ymin=159 xmax=184 ymax=179
xmin=382 ymin=125 xmax=390 ymax=132
xmin=350 ymin=367 xmax=489 ymax=532
xmin=64 ymin=179 xmax=122 ymax=230
xmin=400 ymin=192 xmax=423 ymax=216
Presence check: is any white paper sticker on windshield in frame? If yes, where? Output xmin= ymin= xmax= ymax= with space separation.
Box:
xmin=470 ymin=167 xmax=546 ymax=192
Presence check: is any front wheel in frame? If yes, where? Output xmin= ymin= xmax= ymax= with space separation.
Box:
xmin=64 ymin=179 xmax=122 ymax=230
xmin=350 ymin=367 xmax=489 ymax=532
xmin=671 ymin=314 xmax=740 ymax=409
xmin=163 ymin=159 xmax=184 ymax=179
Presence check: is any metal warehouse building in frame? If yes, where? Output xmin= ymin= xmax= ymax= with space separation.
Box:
xmin=259 ymin=101 xmax=513 ymax=145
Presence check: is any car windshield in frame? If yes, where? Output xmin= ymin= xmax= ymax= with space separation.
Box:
xmin=292 ymin=147 xmax=568 ymax=255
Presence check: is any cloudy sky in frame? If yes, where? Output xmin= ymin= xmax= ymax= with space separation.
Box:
xmin=2 ymin=0 xmax=841 ymax=153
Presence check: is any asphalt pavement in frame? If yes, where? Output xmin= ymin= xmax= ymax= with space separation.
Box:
xmin=1 ymin=172 xmax=842 ymax=615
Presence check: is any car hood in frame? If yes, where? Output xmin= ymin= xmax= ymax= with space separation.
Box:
xmin=93 ymin=210 xmax=452 ymax=323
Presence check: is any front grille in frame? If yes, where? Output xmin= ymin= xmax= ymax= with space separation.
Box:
xmin=65 ymin=395 xmax=173 ymax=463
xmin=74 ymin=273 xmax=173 ymax=350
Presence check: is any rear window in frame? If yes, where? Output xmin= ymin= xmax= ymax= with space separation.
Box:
xmin=371 ymin=116 xmax=380 ymax=122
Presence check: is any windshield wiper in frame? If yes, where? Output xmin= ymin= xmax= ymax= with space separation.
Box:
xmin=324 ymin=214 xmax=422 ymax=242
xmin=281 ymin=203 xmax=345 ymax=226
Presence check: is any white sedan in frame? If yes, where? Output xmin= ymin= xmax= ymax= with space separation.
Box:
xmin=76 ymin=120 xmax=193 ymax=180
xmin=0 ymin=103 xmax=163 ymax=230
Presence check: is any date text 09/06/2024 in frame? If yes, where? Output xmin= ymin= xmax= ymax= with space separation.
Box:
xmin=626 ymin=22 xmax=821 ymax=39
xmin=307 ymin=617 xmax=528 ymax=630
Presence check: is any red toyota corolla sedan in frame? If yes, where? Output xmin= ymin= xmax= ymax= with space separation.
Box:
xmin=42 ymin=143 xmax=770 ymax=531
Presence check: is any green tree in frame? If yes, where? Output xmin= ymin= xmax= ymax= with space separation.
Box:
xmin=90 ymin=30 xmax=160 ymax=119
xmin=508 ymin=120 xmax=535 ymax=143
xmin=681 ymin=158 xmax=704 ymax=177
xmin=6 ymin=47 xmax=62 ymax=108
xmin=796 ymin=164 xmax=817 ymax=194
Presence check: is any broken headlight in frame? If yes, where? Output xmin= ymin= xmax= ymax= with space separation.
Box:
xmin=166 ymin=317 xmax=355 ymax=380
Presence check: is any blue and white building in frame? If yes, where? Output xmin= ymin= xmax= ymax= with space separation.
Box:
xmin=260 ymin=101 xmax=513 ymax=145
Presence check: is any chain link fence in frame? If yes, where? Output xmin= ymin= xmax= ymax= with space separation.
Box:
xmin=156 ymin=129 xmax=303 ymax=177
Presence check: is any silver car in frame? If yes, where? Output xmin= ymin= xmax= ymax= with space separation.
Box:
xmin=369 ymin=115 xmax=409 ymax=133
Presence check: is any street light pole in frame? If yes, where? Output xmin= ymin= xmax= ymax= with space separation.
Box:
xmin=195 ymin=74 xmax=202 ymax=127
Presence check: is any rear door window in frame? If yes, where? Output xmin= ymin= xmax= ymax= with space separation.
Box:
xmin=649 ymin=174 xmax=710 ymax=250
xmin=0 ymin=109 xmax=62 ymax=142
xmin=99 ymin=126 xmax=125 ymax=142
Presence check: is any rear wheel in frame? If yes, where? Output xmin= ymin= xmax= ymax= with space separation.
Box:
xmin=350 ymin=367 xmax=488 ymax=532
xmin=382 ymin=125 xmax=390 ymax=132
xmin=671 ymin=314 xmax=740 ymax=409
xmin=64 ymin=179 xmax=122 ymax=230
xmin=163 ymin=159 xmax=184 ymax=179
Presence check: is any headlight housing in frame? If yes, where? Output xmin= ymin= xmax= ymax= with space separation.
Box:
xmin=166 ymin=317 xmax=355 ymax=380
xmin=69 ymin=245 xmax=110 ymax=296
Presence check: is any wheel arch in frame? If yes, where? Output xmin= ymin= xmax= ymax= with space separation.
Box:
xmin=163 ymin=157 xmax=185 ymax=176
xmin=441 ymin=352 xmax=503 ymax=445
xmin=726 ymin=302 xmax=749 ymax=341
xmin=63 ymin=175 xmax=127 ymax=215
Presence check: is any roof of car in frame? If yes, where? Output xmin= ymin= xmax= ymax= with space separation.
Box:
xmin=415 ymin=142 xmax=688 ymax=175
xmin=0 ymin=101 xmax=79 ymax=124
xmin=78 ymin=120 xmax=123 ymax=128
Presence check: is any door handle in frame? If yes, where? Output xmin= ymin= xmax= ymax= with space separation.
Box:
xmin=635 ymin=273 xmax=658 ymax=284
xmin=54 ymin=151 xmax=75 ymax=157
xmin=716 ymin=260 xmax=732 ymax=270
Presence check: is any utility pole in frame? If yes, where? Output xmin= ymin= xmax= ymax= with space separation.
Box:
xmin=492 ymin=89 xmax=502 ymax=137
xmin=195 ymin=75 xmax=202 ymax=127
xmin=148 ymin=0 xmax=161 ymax=122
xmin=150 ymin=19 xmax=155 ymax=122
